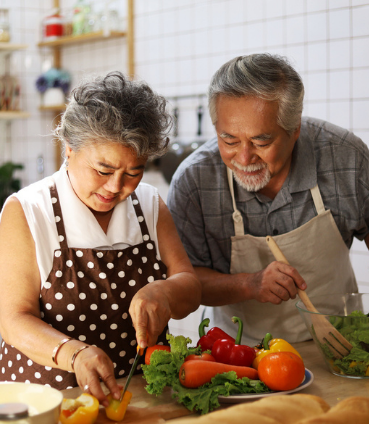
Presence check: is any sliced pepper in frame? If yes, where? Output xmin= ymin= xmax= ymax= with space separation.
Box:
xmin=60 ymin=393 xmax=99 ymax=424
xmin=252 ymin=333 xmax=302 ymax=369
xmin=211 ymin=316 xmax=256 ymax=367
xmin=196 ymin=318 xmax=235 ymax=352
xmin=105 ymin=389 xmax=132 ymax=422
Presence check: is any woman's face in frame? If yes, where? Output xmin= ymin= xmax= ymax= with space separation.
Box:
xmin=66 ymin=141 xmax=147 ymax=214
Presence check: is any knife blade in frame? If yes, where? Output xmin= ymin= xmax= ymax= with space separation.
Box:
xmin=120 ymin=345 xmax=145 ymax=401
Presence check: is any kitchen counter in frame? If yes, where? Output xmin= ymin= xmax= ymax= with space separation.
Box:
xmin=61 ymin=341 xmax=369 ymax=423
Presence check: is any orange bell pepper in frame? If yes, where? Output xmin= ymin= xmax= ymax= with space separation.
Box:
xmin=105 ymin=389 xmax=132 ymax=422
xmin=60 ymin=393 xmax=99 ymax=424
xmin=253 ymin=333 xmax=302 ymax=369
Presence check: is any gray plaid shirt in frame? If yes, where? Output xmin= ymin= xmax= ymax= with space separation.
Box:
xmin=167 ymin=117 xmax=369 ymax=274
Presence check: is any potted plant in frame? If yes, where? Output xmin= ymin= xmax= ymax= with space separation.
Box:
xmin=0 ymin=161 xmax=24 ymax=210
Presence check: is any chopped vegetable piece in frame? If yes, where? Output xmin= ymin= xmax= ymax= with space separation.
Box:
xmin=60 ymin=393 xmax=99 ymax=424
xmin=105 ymin=390 xmax=132 ymax=422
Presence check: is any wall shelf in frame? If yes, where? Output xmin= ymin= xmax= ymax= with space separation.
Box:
xmin=39 ymin=105 xmax=66 ymax=111
xmin=0 ymin=111 xmax=30 ymax=120
xmin=37 ymin=30 xmax=126 ymax=48
xmin=0 ymin=42 xmax=28 ymax=52
xmin=38 ymin=0 xmax=134 ymax=170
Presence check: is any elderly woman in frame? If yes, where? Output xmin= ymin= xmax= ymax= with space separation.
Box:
xmin=0 ymin=71 xmax=201 ymax=406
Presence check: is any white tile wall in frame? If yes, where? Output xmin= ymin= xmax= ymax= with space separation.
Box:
xmin=2 ymin=0 xmax=369 ymax=338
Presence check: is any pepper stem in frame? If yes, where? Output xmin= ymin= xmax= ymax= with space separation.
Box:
xmin=198 ymin=318 xmax=210 ymax=337
xmin=263 ymin=333 xmax=273 ymax=350
xmin=232 ymin=316 xmax=243 ymax=345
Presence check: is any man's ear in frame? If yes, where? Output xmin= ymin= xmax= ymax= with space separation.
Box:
xmin=293 ymin=122 xmax=301 ymax=141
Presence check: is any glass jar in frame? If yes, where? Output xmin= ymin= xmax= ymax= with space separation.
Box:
xmin=0 ymin=9 xmax=10 ymax=42
xmin=0 ymin=402 xmax=30 ymax=423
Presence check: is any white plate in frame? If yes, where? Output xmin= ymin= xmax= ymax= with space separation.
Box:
xmin=218 ymin=368 xmax=314 ymax=404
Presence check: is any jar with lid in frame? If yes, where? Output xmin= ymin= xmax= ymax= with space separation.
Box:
xmin=42 ymin=12 xmax=64 ymax=40
xmin=0 ymin=9 xmax=10 ymax=42
xmin=0 ymin=402 xmax=30 ymax=423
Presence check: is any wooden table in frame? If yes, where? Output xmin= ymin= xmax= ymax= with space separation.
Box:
xmin=61 ymin=341 xmax=369 ymax=423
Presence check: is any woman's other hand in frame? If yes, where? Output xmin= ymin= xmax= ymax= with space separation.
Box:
xmin=72 ymin=344 xmax=121 ymax=407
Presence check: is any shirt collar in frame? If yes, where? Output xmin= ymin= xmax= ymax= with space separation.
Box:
xmin=55 ymin=166 xmax=137 ymax=249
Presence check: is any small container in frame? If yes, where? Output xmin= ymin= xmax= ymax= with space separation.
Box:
xmin=43 ymin=13 xmax=64 ymax=40
xmin=296 ymin=293 xmax=369 ymax=379
xmin=0 ymin=9 xmax=10 ymax=42
xmin=0 ymin=402 xmax=29 ymax=423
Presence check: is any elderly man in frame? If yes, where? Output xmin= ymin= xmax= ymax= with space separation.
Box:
xmin=167 ymin=53 xmax=366 ymax=345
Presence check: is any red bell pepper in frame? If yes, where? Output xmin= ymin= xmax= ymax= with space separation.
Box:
xmin=196 ymin=318 xmax=235 ymax=352
xmin=211 ymin=316 xmax=256 ymax=367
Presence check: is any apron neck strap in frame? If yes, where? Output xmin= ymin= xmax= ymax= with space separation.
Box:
xmin=227 ymin=167 xmax=245 ymax=236
xmin=310 ymin=184 xmax=325 ymax=215
xmin=227 ymin=168 xmax=326 ymax=237
xmin=49 ymin=183 xmax=69 ymax=249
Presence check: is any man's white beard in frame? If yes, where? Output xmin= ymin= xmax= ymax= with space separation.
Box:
xmin=231 ymin=160 xmax=271 ymax=192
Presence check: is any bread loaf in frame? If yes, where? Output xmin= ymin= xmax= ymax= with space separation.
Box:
xmin=296 ymin=396 xmax=369 ymax=424
xmin=170 ymin=394 xmax=369 ymax=424
xmin=169 ymin=394 xmax=330 ymax=424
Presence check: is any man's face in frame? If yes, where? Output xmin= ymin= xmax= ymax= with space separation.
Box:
xmin=215 ymin=95 xmax=300 ymax=198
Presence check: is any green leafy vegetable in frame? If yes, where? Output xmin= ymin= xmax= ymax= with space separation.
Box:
xmin=318 ymin=310 xmax=369 ymax=376
xmin=142 ymin=334 xmax=269 ymax=414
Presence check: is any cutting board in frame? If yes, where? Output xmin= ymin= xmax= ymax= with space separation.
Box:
xmin=61 ymin=375 xmax=195 ymax=423
xmin=95 ymin=402 xmax=193 ymax=424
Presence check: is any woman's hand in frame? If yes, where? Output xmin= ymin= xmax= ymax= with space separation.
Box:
xmin=129 ymin=282 xmax=172 ymax=348
xmin=72 ymin=345 xmax=121 ymax=407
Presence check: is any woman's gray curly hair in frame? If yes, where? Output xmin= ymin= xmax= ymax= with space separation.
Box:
xmin=54 ymin=71 xmax=171 ymax=160
xmin=208 ymin=53 xmax=304 ymax=135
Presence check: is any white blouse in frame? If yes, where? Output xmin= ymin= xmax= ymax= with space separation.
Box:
xmin=6 ymin=166 xmax=161 ymax=288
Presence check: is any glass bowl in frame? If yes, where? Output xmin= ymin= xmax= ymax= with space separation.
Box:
xmin=296 ymin=293 xmax=369 ymax=379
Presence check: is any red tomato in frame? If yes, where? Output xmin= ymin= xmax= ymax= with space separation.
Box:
xmin=258 ymin=352 xmax=305 ymax=391
xmin=145 ymin=345 xmax=170 ymax=365
xmin=184 ymin=353 xmax=216 ymax=362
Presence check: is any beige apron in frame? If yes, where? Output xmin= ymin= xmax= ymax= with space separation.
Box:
xmin=204 ymin=167 xmax=358 ymax=346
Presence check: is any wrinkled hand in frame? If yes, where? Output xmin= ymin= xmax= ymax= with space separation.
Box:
xmin=73 ymin=345 xmax=121 ymax=407
xmin=249 ymin=261 xmax=307 ymax=304
xmin=129 ymin=281 xmax=171 ymax=349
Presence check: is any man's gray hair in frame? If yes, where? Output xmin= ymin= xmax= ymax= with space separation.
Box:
xmin=208 ymin=54 xmax=304 ymax=135
xmin=54 ymin=71 xmax=171 ymax=159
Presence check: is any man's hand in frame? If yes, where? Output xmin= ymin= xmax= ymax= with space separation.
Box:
xmin=249 ymin=261 xmax=307 ymax=304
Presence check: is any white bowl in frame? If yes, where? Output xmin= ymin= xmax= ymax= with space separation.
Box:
xmin=0 ymin=382 xmax=63 ymax=424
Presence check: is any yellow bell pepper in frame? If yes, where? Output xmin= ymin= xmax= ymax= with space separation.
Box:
xmin=60 ymin=393 xmax=99 ymax=424
xmin=253 ymin=333 xmax=302 ymax=369
xmin=105 ymin=389 xmax=132 ymax=422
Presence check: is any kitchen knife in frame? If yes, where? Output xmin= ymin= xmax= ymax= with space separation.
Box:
xmin=120 ymin=345 xmax=145 ymax=401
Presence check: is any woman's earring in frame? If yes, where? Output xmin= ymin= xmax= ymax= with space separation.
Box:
xmin=65 ymin=157 xmax=69 ymax=167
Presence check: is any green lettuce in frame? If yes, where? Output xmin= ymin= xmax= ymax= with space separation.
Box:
xmin=142 ymin=334 xmax=269 ymax=414
xmin=320 ymin=310 xmax=369 ymax=376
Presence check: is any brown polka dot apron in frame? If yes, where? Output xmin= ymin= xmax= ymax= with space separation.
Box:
xmin=0 ymin=184 xmax=168 ymax=389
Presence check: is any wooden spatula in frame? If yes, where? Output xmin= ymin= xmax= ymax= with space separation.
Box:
xmin=265 ymin=235 xmax=352 ymax=359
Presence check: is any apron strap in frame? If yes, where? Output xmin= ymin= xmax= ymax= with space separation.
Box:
xmin=227 ymin=167 xmax=245 ymax=236
xmin=130 ymin=191 xmax=152 ymax=242
xmin=49 ymin=183 xmax=68 ymax=249
xmin=310 ymin=184 xmax=325 ymax=215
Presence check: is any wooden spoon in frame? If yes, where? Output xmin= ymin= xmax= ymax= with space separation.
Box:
xmin=266 ymin=235 xmax=352 ymax=359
